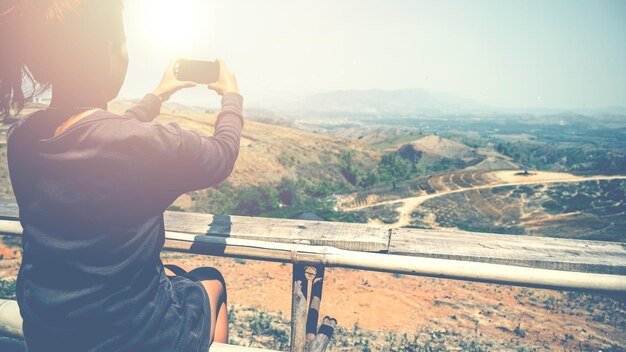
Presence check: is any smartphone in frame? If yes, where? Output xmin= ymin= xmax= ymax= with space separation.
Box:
xmin=176 ymin=59 xmax=220 ymax=84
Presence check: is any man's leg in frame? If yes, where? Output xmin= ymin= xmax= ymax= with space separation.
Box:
xmin=186 ymin=267 xmax=229 ymax=344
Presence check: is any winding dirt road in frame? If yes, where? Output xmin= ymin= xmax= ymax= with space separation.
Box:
xmin=343 ymin=172 xmax=626 ymax=227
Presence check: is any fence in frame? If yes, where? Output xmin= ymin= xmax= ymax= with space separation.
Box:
xmin=0 ymin=199 xmax=624 ymax=351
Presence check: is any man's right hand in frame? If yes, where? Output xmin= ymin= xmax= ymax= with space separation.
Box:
xmin=208 ymin=60 xmax=239 ymax=96
xmin=152 ymin=60 xmax=197 ymax=102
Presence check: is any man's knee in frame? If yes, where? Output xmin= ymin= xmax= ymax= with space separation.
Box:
xmin=192 ymin=267 xmax=228 ymax=306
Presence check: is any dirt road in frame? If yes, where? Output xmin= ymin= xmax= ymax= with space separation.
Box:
xmin=343 ymin=173 xmax=626 ymax=227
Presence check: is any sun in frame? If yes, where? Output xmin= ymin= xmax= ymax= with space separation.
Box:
xmin=139 ymin=0 xmax=211 ymax=54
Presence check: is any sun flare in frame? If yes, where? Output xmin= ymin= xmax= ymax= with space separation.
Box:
xmin=139 ymin=0 xmax=211 ymax=54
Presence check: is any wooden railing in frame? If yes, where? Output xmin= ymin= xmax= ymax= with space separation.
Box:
xmin=0 ymin=199 xmax=625 ymax=351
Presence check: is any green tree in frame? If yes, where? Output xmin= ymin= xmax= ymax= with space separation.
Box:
xmin=377 ymin=152 xmax=410 ymax=189
xmin=277 ymin=177 xmax=303 ymax=206
xmin=236 ymin=185 xmax=280 ymax=215
xmin=339 ymin=150 xmax=358 ymax=186
xmin=358 ymin=171 xmax=378 ymax=188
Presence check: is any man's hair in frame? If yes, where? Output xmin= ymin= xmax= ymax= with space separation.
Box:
xmin=0 ymin=0 xmax=124 ymax=115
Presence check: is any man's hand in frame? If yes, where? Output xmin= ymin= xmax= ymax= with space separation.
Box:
xmin=151 ymin=60 xmax=196 ymax=102
xmin=208 ymin=60 xmax=240 ymax=96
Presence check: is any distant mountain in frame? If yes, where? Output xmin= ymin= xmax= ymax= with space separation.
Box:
xmin=497 ymin=106 xmax=626 ymax=117
xmin=296 ymin=89 xmax=491 ymax=116
xmin=284 ymin=89 xmax=626 ymax=118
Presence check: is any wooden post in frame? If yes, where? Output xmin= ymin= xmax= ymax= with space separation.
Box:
xmin=290 ymin=264 xmax=308 ymax=352
xmin=307 ymin=316 xmax=337 ymax=352
xmin=305 ymin=266 xmax=324 ymax=346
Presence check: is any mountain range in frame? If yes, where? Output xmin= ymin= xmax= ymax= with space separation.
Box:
xmin=281 ymin=89 xmax=626 ymax=118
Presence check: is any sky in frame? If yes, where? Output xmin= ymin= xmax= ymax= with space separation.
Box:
xmin=120 ymin=0 xmax=626 ymax=109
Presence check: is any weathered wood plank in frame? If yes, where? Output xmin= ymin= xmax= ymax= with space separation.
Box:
xmin=0 ymin=199 xmax=389 ymax=252
xmin=0 ymin=300 xmax=280 ymax=351
xmin=2 ymin=198 xmax=626 ymax=276
xmin=0 ymin=201 xmax=18 ymax=219
xmin=163 ymin=211 xmax=390 ymax=253
xmin=305 ymin=266 xmax=325 ymax=347
xmin=210 ymin=343 xmax=281 ymax=352
xmin=290 ymin=265 xmax=308 ymax=352
xmin=0 ymin=339 xmax=279 ymax=352
xmin=1 ymin=221 xmax=625 ymax=292
xmin=307 ymin=317 xmax=336 ymax=352
xmin=389 ymin=228 xmax=626 ymax=275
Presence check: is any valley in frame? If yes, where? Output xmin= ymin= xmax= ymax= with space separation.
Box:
xmin=1 ymin=98 xmax=625 ymax=351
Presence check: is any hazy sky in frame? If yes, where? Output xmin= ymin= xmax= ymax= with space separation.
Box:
xmin=120 ymin=0 xmax=626 ymax=109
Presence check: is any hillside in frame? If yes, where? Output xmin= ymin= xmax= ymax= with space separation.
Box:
xmin=0 ymin=102 xmax=379 ymax=206
xmin=411 ymin=177 xmax=626 ymax=242
xmin=392 ymin=135 xmax=479 ymax=160
xmin=466 ymin=156 xmax=519 ymax=170
xmin=108 ymin=101 xmax=378 ymax=188
xmin=339 ymin=169 xmax=626 ymax=242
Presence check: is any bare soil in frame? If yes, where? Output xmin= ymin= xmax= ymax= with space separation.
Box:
xmin=164 ymin=254 xmax=626 ymax=351
xmin=493 ymin=170 xmax=583 ymax=184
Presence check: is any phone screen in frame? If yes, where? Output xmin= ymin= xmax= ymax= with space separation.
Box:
xmin=176 ymin=59 xmax=220 ymax=84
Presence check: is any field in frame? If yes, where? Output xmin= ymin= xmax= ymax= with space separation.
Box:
xmin=411 ymin=179 xmax=625 ymax=242
xmin=336 ymin=170 xmax=498 ymax=210
xmin=340 ymin=169 xmax=626 ymax=242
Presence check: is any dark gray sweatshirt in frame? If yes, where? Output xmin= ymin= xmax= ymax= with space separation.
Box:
xmin=6 ymin=92 xmax=243 ymax=351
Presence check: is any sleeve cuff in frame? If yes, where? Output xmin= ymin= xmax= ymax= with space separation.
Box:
xmin=220 ymin=92 xmax=244 ymax=125
xmin=142 ymin=93 xmax=163 ymax=120
xmin=222 ymin=92 xmax=243 ymax=109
